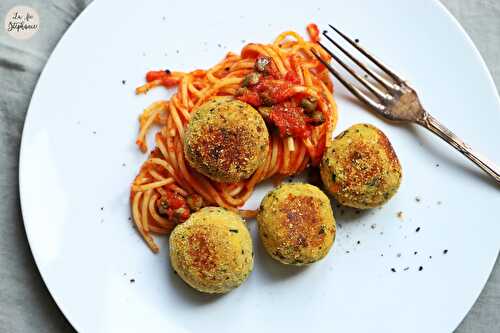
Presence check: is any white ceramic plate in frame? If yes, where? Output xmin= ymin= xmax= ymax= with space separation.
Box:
xmin=19 ymin=0 xmax=500 ymax=332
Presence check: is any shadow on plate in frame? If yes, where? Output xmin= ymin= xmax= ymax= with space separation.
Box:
xmin=164 ymin=241 xmax=225 ymax=306
xmin=331 ymin=201 xmax=370 ymax=225
xmin=252 ymin=232 xmax=308 ymax=282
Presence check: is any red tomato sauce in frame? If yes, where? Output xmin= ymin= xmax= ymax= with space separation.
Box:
xmin=269 ymin=104 xmax=312 ymax=139
xmin=236 ymin=55 xmax=323 ymax=141
xmin=157 ymin=191 xmax=190 ymax=223
xmin=145 ymin=70 xmax=178 ymax=88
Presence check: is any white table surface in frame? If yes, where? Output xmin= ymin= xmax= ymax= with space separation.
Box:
xmin=0 ymin=0 xmax=498 ymax=332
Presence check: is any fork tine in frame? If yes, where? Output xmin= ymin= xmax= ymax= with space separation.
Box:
xmin=321 ymin=31 xmax=399 ymax=92
xmin=317 ymin=41 xmax=391 ymax=102
xmin=328 ymin=24 xmax=405 ymax=84
xmin=311 ymin=49 xmax=385 ymax=112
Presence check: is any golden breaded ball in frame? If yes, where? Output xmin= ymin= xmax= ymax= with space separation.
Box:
xmin=257 ymin=183 xmax=336 ymax=265
xmin=169 ymin=207 xmax=253 ymax=294
xmin=320 ymin=124 xmax=402 ymax=209
xmin=184 ymin=96 xmax=269 ymax=183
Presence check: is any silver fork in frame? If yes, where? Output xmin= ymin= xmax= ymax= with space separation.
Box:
xmin=312 ymin=25 xmax=500 ymax=185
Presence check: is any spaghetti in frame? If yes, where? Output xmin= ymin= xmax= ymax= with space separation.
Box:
xmin=131 ymin=24 xmax=337 ymax=252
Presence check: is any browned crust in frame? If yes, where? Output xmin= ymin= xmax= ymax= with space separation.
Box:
xmin=320 ymin=123 xmax=402 ymax=209
xmin=188 ymin=125 xmax=257 ymax=181
xmin=338 ymin=141 xmax=385 ymax=193
xmin=278 ymin=194 xmax=326 ymax=249
xmin=187 ymin=230 xmax=217 ymax=277
xmin=184 ymin=97 xmax=269 ymax=183
xmin=375 ymin=127 xmax=401 ymax=170
xmin=257 ymin=183 xmax=335 ymax=265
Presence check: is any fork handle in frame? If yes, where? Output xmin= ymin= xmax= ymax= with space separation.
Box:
xmin=420 ymin=113 xmax=500 ymax=185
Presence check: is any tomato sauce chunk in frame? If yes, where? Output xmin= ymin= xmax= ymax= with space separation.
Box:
xmin=269 ymin=103 xmax=312 ymax=139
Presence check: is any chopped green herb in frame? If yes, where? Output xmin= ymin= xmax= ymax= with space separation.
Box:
xmin=367 ymin=177 xmax=380 ymax=186
xmin=255 ymin=56 xmax=270 ymax=72
xmin=319 ymin=225 xmax=326 ymax=235
xmin=300 ymin=97 xmax=317 ymax=113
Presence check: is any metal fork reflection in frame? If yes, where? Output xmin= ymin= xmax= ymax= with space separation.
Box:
xmin=312 ymin=25 xmax=500 ymax=185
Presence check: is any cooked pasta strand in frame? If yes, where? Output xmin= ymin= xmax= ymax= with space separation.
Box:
xmin=130 ymin=26 xmax=337 ymax=252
